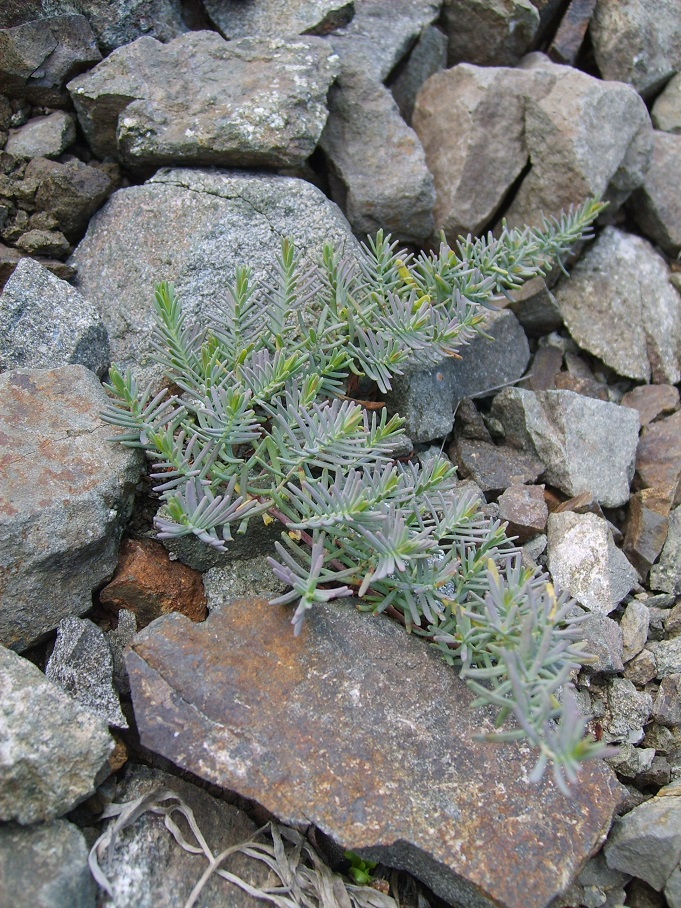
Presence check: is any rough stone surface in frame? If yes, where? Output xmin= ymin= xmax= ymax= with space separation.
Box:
xmin=107 ymin=608 xmax=136 ymax=696
xmin=620 ymin=600 xmax=650 ymax=662
xmin=491 ymin=388 xmax=640 ymax=508
xmin=203 ymin=556 xmax=289 ymax=606
xmin=452 ymin=441 xmax=544 ymax=496
xmin=386 ymin=309 xmax=530 ymax=443
xmin=46 ymin=616 xmax=127 ymax=728
xmin=552 ymin=227 xmax=681 ymax=384
xmin=547 ymin=512 xmax=638 ymax=614
xmin=126 ymin=596 xmax=621 ymax=908
xmin=636 ymin=411 xmax=681 ymax=505
xmin=0 ymin=366 xmax=143 ymax=651
xmin=5 ymin=111 xmax=76 ymax=159
xmin=390 ymin=24 xmax=448 ymax=125
xmin=591 ymin=0 xmax=681 ymax=98
xmin=546 ymin=0 xmax=597 ymax=66
xmin=497 ymin=484 xmax=548 ymax=542
xmin=653 ymin=675 xmax=681 ymax=727
xmin=0 ymin=818 xmax=96 ymax=908
xmin=320 ymin=68 xmax=435 ymax=244
xmin=579 ymin=612 xmax=624 ymax=674
xmin=602 ymin=677 xmax=653 ymax=745
xmin=650 ymin=638 xmax=681 ymax=677
xmin=0 ymin=645 xmax=113 ymax=824
xmin=508 ymin=276 xmax=563 ymax=337
xmin=652 ymin=72 xmax=681 ymax=134
xmin=650 ymin=507 xmax=681 ymax=595
xmin=0 ymin=257 xmax=109 ymax=376
xmin=443 ymin=0 xmax=540 ymax=67
xmin=100 ymin=538 xmax=207 ymax=628
xmin=68 ymin=32 xmax=340 ymax=168
xmin=204 ymin=0 xmax=354 ymax=38
xmin=621 ymin=384 xmax=679 ymax=428
xmin=604 ymin=784 xmax=681 ymax=890
xmin=99 ymin=763 xmax=270 ymax=908
xmin=162 ymin=516 xmax=283 ymax=573
xmin=624 ymin=487 xmax=672 ymax=578
xmin=629 ymin=131 xmax=681 ymax=257
xmin=607 ymin=743 xmax=655 ymax=780
xmin=15 ymin=227 xmax=69 ymax=257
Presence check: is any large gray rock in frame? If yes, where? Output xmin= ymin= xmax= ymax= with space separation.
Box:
xmin=319 ymin=67 xmax=435 ymax=243
xmin=491 ymin=388 xmax=640 ymax=507
xmin=126 ymin=596 xmax=621 ymax=908
xmin=0 ymin=257 xmax=110 ymax=376
xmin=0 ymin=366 xmax=143 ymax=651
xmin=0 ymin=645 xmax=113 ymax=824
xmin=552 ymin=226 xmax=681 ymax=384
xmin=69 ymin=168 xmax=360 ymax=388
xmin=0 ymin=819 xmax=96 ymax=908
xmin=650 ymin=506 xmax=681 ymax=595
xmin=652 ymin=72 xmax=681 ymax=134
xmin=443 ymin=0 xmax=540 ymax=67
xmin=629 ymin=131 xmax=681 ymax=258
xmin=386 ymin=308 xmax=530 ymax=442
xmin=204 ymin=0 xmax=354 ymax=38
xmin=547 ymin=512 xmax=638 ymax=615
xmin=5 ymin=111 xmax=76 ymax=159
xmin=591 ymin=0 xmax=681 ymax=98
xmin=389 ymin=23 xmax=448 ymax=125
xmin=68 ymin=31 xmax=339 ymax=167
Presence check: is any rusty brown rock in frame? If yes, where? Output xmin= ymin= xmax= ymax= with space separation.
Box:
xmin=451 ymin=438 xmax=544 ymax=495
xmin=635 ymin=410 xmax=681 ymax=505
xmin=624 ymin=488 xmax=672 ymax=577
xmin=621 ymin=384 xmax=680 ymax=427
xmin=547 ymin=0 xmax=598 ymax=65
xmin=126 ymin=596 xmax=621 ymax=908
xmin=498 ymin=484 xmax=548 ymax=543
xmin=554 ymin=371 xmax=609 ymax=401
xmin=99 ymin=538 xmax=207 ymax=628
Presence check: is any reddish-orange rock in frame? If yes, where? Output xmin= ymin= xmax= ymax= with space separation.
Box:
xmin=624 ymin=488 xmax=672 ymax=577
xmin=100 ymin=538 xmax=207 ymax=628
xmin=635 ymin=410 xmax=681 ymax=505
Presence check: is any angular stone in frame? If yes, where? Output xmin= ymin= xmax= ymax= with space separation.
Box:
xmin=320 ymin=68 xmax=435 ymax=244
xmin=547 ymin=512 xmax=638 ymax=615
xmin=387 ymin=309 xmax=530 ymax=443
xmin=68 ymin=32 xmax=339 ymax=168
xmin=204 ymin=0 xmax=354 ymax=38
xmin=452 ymin=440 xmax=544 ymax=496
xmin=621 ymin=384 xmax=679 ymax=428
xmin=497 ymin=484 xmax=548 ymax=541
xmin=552 ymin=227 xmax=681 ymax=384
xmin=604 ymin=784 xmax=681 ymax=890
xmin=0 ymin=645 xmax=113 ymax=824
xmin=203 ymin=556 xmax=290 ymax=606
xmin=602 ymin=677 xmax=653 ymax=745
xmin=523 ymin=345 xmax=563 ymax=391
xmin=28 ymin=156 xmax=114 ymax=242
xmin=666 ymin=602 xmax=681 ymax=638
xmin=0 ymin=366 xmax=143 ymax=651
xmin=579 ymin=612 xmax=624 ymax=674
xmin=0 ymin=240 xmax=21 ymax=288
xmin=0 ymin=819 xmax=96 ymax=908
xmin=107 ymin=608 xmax=136 ymax=696
xmin=126 ymin=597 xmax=621 ymax=908
xmin=620 ymin=600 xmax=650 ymax=662
xmin=624 ymin=488 xmax=672 ymax=578
xmin=491 ymin=388 xmax=640 ymax=508
xmin=553 ymin=371 xmax=608 ymax=402
xmin=546 ymin=0 xmax=597 ymax=66
xmin=0 ymin=256 xmax=109 ymax=376
xmin=389 ymin=24 xmax=448 ymax=125
xmin=15 ymin=227 xmax=70 ymax=256
xmin=46 ymin=616 xmax=127 ymax=728
xmin=653 ymin=675 xmax=681 ymax=728
xmin=69 ymin=169 xmax=360 ymax=390
xmin=607 ymin=743 xmax=655 ymax=780
xmin=650 ymin=507 xmax=681 ymax=596
xmin=508 ymin=276 xmax=563 ymax=337
xmin=636 ymin=411 xmax=681 ymax=505
xmin=100 ymin=537 xmax=207 ymax=628
xmin=5 ymin=111 xmax=76 ymax=159
xmin=650 ymin=638 xmax=681 ymax=677
xmin=630 ymin=132 xmax=681 ymax=258
xmin=652 ymin=72 xmax=681 ymax=134
xmin=591 ymin=0 xmax=681 ymax=98
xmin=443 ymin=0 xmax=540 ymax=67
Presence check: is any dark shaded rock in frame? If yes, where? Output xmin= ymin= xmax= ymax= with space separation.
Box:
xmin=204 ymin=0 xmax=355 ymax=38
xmin=579 ymin=612 xmax=624 ymax=673
xmin=508 ymin=276 xmax=563 ymax=336
xmin=28 ymin=156 xmax=114 ymax=242
xmin=0 ymin=645 xmax=113 ymax=823
xmin=653 ymin=674 xmax=681 ymax=727
xmin=452 ymin=439 xmax=543 ymax=495
xmin=319 ymin=67 xmax=435 ymax=244
xmin=652 ymin=72 xmax=681 ymax=134
xmin=203 ymin=556 xmax=290 ymax=606
xmin=523 ymin=344 xmax=563 ymax=391
xmin=650 ymin=506 xmax=681 ymax=595
xmin=649 ymin=637 xmax=681 ymax=677
xmin=5 ymin=111 xmax=76 ymax=158
xmin=107 ymin=608 xmax=136 ymax=696
xmin=0 ymin=366 xmax=143 ymax=651
xmin=624 ymin=649 xmax=657 ymax=686
xmin=636 ymin=411 xmax=681 ymax=505
xmin=0 ymin=15 xmax=101 ymax=105
xmin=665 ymin=602 xmax=681 ymax=637
xmin=0 ymin=241 xmax=22 ymax=287
xmin=454 ymin=396 xmax=492 ymax=441
xmin=553 ymin=371 xmax=608 ymax=402
xmin=607 ymin=743 xmax=655 ymax=780
xmin=0 ymin=256 xmax=109 ymax=375
xmin=126 ymin=596 xmax=621 ymax=908
xmin=624 ymin=487 xmax=672 ymax=578
xmin=0 ymin=819 xmax=96 ymax=908
xmin=68 ymin=32 xmax=339 ymax=168
xmin=15 ymin=227 xmax=69 ymax=256
xmin=621 ymin=384 xmax=679 ymax=428
xmin=546 ymin=0 xmax=597 ymax=65
xmin=100 ymin=537 xmax=207 ymax=628
xmin=443 ymin=0 xmax=540 ymax=67
xmin=497 ymin=483 xmax=548 ymax=541
xmin=629 ymin=131 xmax=681 ymax=258
xmin=389 ymin=24 xmax=448 ymax=125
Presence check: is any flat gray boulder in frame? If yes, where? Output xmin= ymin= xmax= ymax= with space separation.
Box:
xmin=0 ymin=366 xmax=143 ymax=651
xmin=68 ymin=31 xmax=340 ymax=167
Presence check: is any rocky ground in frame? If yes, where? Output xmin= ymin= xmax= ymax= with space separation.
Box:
xmin=1 ymin=1 xmax=681 ymax=907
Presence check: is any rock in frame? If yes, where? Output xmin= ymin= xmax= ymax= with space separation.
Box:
xmin=653 ymin=675 xmax=681 ymax=727
xmin=46 ymin=616 xmax=127 ymax=728
xmin=666 ymin=602 xmax=681 ymax=637
xmin=497 ymin=484 xmax=548 ymax=541
xmin=68 ymin=32 xmax=340 ymax=168
xmin=95 ymin=763 xmax=270 ymax=908
xmin=5 ymin=111 xmax=76 ymax=159
xmin=629 ymin=131 xmax=681 ymax=258
xmin=667 ymin=866 xmax=681 ymax=908
xmin=15 ymin=227 xmax=70 ymax=256
xmin=602 ymin=677 xmax=653 ymax=744
xmin=636 ymin=411 xmax=681 ymax=505
xmin=552 ymin=227 xmax=681 ymax=383
xmin=99 ymin=538 xmax=207 ymax=628
xmin=637 ymin=755 xmax=673 ymax=791
xmin=620 ymin=600 xmax=650 ymax=662
xmin=523 ymin=345 xmax=563 ymax=391
xmin=591 ymin=0 xmax=681 ymax=98
xmin=0 ymin=240 xmax=21 ymax=287
xmin=204 ymin=0 xmax=354 ymax=38
xmin=451 ymin=440 xmax=544 ymax=495
xmin=580 ymin=612 xmax=624 ymax=674
xmin=69 ymin=168 xmax=361 ymax=389
xmin=624 ymin=488 xmax=672 ymax=578
xmin=491 ymin=388 xmax=640 ymax=508
xmin=0 ymin=256 xmax=110 ymax=376
xmin=547 ymin=512 xmax=638 ymax=614
xmin=650 ymin=507 xmax=681 ymax=595
xmin=319 ymin=68 xmax=435 ymax=244
xmin=505 ymin=56 xmax=652 ymax=225
xmin=0 ymin=645 xmax=113 ymax=823
xmin=28 ymin=156 xmax=114 ymax=242
xmin=621 ymin=384 xmax=679 ymax=428
xmin=443 ymin=0 xmax=540 ymax=67
xmin=650 ymin=638 xmax=681 ymax=677
xmin=389 ymin=24 xmax=448 ymax=125
xmin=203 ymin=556 xmax=290 ymax=605
xmin=0 ymin=15 xmax=101 ymax=105
xmin=554 ymin=371 xmax=608 ymax=402
xmin=546 ymin=0 xmax=597 ymax=65
xmin=0 ymin=819 xmax=96 ymax=908
xmin=604 ymin=783 xmax=681 ymax=890
xmin=0 ymin=366 xmax=143 ymax=651
xmin=386 ymin=309 xmax=530 ymax=443
xmin=508 ymin=276 xmax=563 ymax=336
xmin=575 ymin=851 xmax=631 ymax=908
xmin=652 ymin=72 xmax=681 ymax=134
xmin=607 ymin=743 xmax=655 ymax=779
xmin=126 ymin=596 xmax=621 ymax=908
xmin=162 ymin=515 xmax=283 ymax=573
xmin=107 ymin=608 xmax=136 ymax=696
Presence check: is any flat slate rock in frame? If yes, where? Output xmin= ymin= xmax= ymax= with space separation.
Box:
xmin=126 ymin=596 xmax=621 ymax=908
